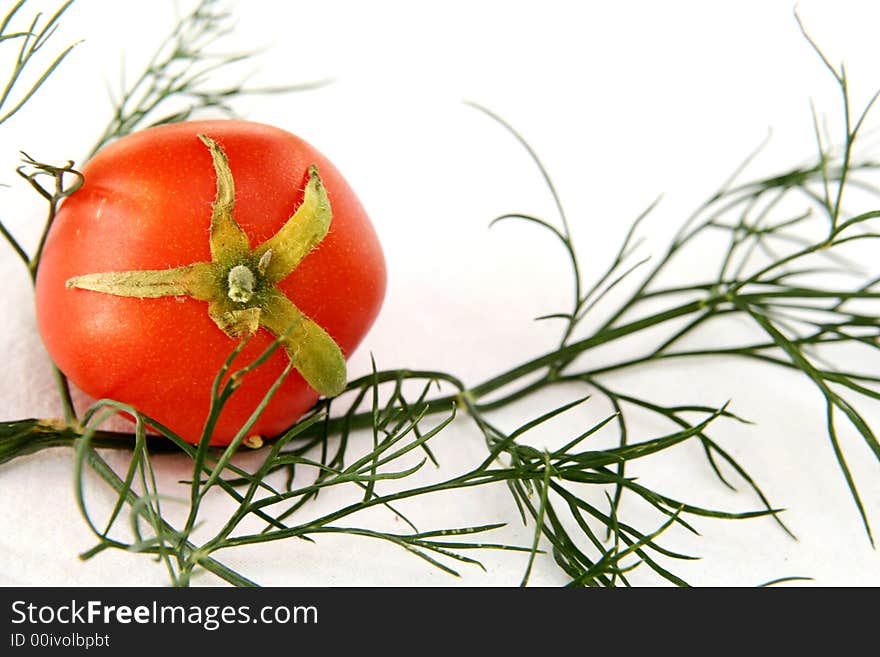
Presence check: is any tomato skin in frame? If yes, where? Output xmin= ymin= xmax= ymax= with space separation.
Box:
xmin=35 ymin=120 xmax=386 ymax=445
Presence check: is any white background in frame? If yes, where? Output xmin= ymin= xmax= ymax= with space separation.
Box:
xmin=1 ymin=0 xmax=879 ymax=586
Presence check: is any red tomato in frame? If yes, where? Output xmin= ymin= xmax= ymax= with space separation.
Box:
xmin=35 ymin=120 xmax=386 ymax=445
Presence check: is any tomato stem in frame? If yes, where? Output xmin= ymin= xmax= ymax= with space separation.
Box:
xmin=226 ymin=264 xmax=256 ymax=303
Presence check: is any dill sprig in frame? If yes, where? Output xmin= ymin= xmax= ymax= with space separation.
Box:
xmin=1 ymin=1 xmax=878 ymax=585
xmin=88 ymin=0 xmax=329 ymax=158
xmin=0 ymin=0 xmax=77 ymax=127
xmin=66 ymin=346 xmax=758 ymax=587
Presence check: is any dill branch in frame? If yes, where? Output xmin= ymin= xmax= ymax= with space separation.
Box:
xmin=88 ymin=0 xmax=329 ymax=158
xmin=0 ymin=0 xmax=78 ymax=126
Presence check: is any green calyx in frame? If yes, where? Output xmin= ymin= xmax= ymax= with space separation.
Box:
xmin=66 ymin=134 xmax=346 ymax=397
